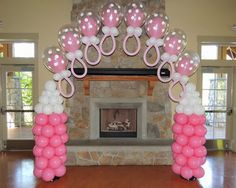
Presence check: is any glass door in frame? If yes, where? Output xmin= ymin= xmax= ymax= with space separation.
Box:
xmin=201 ymin=67 xmax=233 ymax=149
xmin=0 ymin=65 xmax=35 ymax=150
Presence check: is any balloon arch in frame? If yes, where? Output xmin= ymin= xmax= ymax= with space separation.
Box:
xmin=32 ymin=2 xmax=207 ymax=182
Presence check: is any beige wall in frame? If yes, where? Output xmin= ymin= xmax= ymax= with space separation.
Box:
xmin=0 ymin=0 xmax=72 ymax=93
xmin=1 ymin=0 xmax=236 ymax=116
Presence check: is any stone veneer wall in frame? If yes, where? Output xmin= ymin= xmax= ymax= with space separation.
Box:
xmin=65 ymin=0 xmax=172 ymax=166
xmin=67 ymin=80 xmax=172 ymax=140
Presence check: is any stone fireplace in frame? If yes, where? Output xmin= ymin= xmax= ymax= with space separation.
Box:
xmin=65 ymin=0 xmax=172 ymax=166
xmin=90 ymin=97 xmax=146 ymax=139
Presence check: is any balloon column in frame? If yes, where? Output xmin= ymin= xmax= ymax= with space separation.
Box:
xmin=33 ymin=0 xmax=207 ymax=182
xmin=33 ymin=81 xmax=68 ymax=182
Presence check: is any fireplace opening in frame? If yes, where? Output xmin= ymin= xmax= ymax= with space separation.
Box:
xmin=99 ymin=108 xmax=137 ymax=138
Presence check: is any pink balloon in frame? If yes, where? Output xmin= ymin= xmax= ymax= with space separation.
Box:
xmin=35 ymin=136 xmax=49 ymax=148
xmin=55 ymin=144 xmax=67 ymax=156
xmin=174 ymin=113 xmax=188 ymax=125
xmin=172 ymin=123 xmax=183 ymax=134
xmin=42 ymin=168 xmax=55 ymax=182
xmin=175 ymin=51 xmax=200 ymax=76
xmin=41 ymin=125 xmax=54 ymax=138
xmin=58 ymin=25 xmax=81 ymax=52
xmin=176 ymin=134 xmax=188 ymax=146
xmin=54 ymin=165 xmax=66 ymax=177
xmin=187 ymin=156 xmax=201 ymax=169
xmin=193 ymin=167 xmax=205 ymax=178
xmin=194 ymin=126 xmax=207 ymax=136
xmin=182 ymin=146 xmax=194 ymax=157
xmin=172 ymin=163 xmax=181 ymax=175
xmin=163 ymin=29 xmax=187 ymax=55
xmin=49 ymin=113 xmax=61 ymax=126
xmin=61 ymin=133 xmax=69 ymax=144
xmin=78 ymin=11 xmax=100 ymax=37
xmin=182 ymin=124 xmax=194 ymax=136
xmin=42 ymin=146 xmax=55 ymax=159
xmin=200 ymin=137 xmax=206 ymax=145
xmin=189 ymin=136 xmax=202 ymax=148
xmin=32 ymin=124 xmax=42 ymax=136
xmin=188 ymin=113 xmax=197 ymax=123
xmin=172 ymin=142 xmax=182 ymax=154
xmin=145 ymin=12 xmax=169 ymax=38
xmin=50 ymin=135 xmax=62 ymax=147
xmin=59 ymin=154 xmax=67 ymax=163
xmin=33 ymin=167 xmax=43 ymax=178
xmin=43 ymin=47 xmax=68 ymax=73
xmin=175 ymin=154 xmax=187 ymax=166
xmin=33 ymin=145 xmax=43 ymax=157
xmin=35 ymin=113 xmax=48 ymax=126
xmin=35 ymin=157 xmax=48 ymax=170
xmin=199 ymin=157 xmax=206 ymax=165
xmin=181 ymin=166 xmax=193 ymax=180
xmin=54 ymin=124 xmax=67 ymax=135
xmin=101 ymin=2 xmax=122 ymax=27
xmin=199 ymin=115 xmax=206 ymax=125
xmin=49 ymin=156 xmax=62 ymax=169
xmin=194 ymin=146 xmax=207 ymax=157
xmin=124 ymin=2 xmax=146 ymax=27
xmin=60 ymin=112 xmax=68 ymax=123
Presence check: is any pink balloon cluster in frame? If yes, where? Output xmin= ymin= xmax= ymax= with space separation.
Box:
xmin=171 ymin=113 xmax=207 ymax=180
xmin=175 ymin=51 xmax=200 ymax=76
xmin=164 ymin=29 xmax=187 ymax=55
xmin=58 ymin=25 xmax=81 ymax=53
xmin=44 ymin=47 xmax=68 ymax=74
xmin=145 ymin=12 xmax=169 ymax=39
xmin=101 ymin=2 xmax=122 ymax=27
xmin=32 ymin=113 xmax=69 ymax=182
xmin=77 ymin=11 xmax=101 ymax=37
xmin=124 ymin=2 xmax=146 ymax=27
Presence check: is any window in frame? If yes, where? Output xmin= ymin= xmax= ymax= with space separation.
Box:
xmin=0 ymin=42 xmax=35 ymax=58
xmin=201 ymin=45 xmax=218 ymax=60
xmin=200 ymin=38 xmax=236 ymax=62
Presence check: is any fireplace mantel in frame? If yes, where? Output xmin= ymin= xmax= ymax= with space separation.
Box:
xmin=73 ymin=68 xmax=170 ymax=96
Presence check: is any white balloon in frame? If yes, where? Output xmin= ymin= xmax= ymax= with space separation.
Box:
xmin=194 ymin=105 xmax=205 ymax=115
xmin=183 ymin=105 xmax=193 ymax=115
xmin=34 ymin=103 xmax=43 ymax=113
xmin=39 ymin=95 xmax=49 ymax=105
xmin=53 ymin=104 xmax=64 ymax=114
xmin=176 ymin=104 xmax=184 ymax=113
xmin=186 ymin=83 xmax=196 ymax=92
xmin=53 ymin=90 xmax=60 ymax=96
xmin=57 ymin=96 xmax=64 ymax=104
xmin=45 ymin=80 xmax=57 ymax=91
xmin=42 ymin=104 xmax=53 ymax=115
xmin=172 ymin=73 xmax=181 ymax=81
xmin=180 ymin=98 xmax=188 ymax=105
xmin=49 ymin=96 xmax=58 ymax=105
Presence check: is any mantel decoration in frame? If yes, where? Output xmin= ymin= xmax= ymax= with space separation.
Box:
xmin=32 ymin=1 xmax=207 ymax=182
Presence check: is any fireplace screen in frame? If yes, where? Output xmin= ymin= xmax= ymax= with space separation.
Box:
xmin=99 ymin=108 xmax=137 ymax=138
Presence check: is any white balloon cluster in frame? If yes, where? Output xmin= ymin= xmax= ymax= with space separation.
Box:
xmin=34 ymin=80 xmax=64 ymax=114
xmin=127 ymin=26 xmax=142 ymax=37
xmin=176 ymin=83 xmax=205 ymax=115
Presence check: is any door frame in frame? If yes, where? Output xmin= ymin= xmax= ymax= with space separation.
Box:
xmin=0 ymin=33 xmax=38 ymax=150
xmin=199 ymin=66 xmax=233 ymax=150
xmin=0 ymin=65 xmax=36 ymax=150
